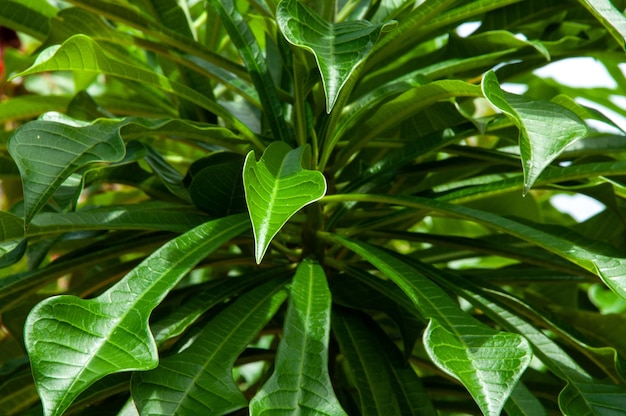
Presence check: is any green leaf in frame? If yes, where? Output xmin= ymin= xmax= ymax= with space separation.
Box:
xmin=277 ymin=0 xmax=397 ymax=113
xmin=578 ymin=0 xmax=626 ymax=49
xmin=0 ymin=0 xmax=56 ymax=41
xmin=559 ymin=381 xmax=626 ymax=415
xmin=332 ymin=308 xmax=437 ymax=416
xmin=207 ymin=0 xmax=291 ymax=143
xmin=481 ymin=70 xmax=589 ymax=194
xmin=24 ymin=214 xmax=250 ymax=416
xmin=28 ymin=204 xmax=209 ymax=235
xmin=243 ymin=142 xmax=326 ymax=263
xmin=131 ymin=278 xmax=287 ymax=416
xmin=0 ymin=96 xmax=72 ymax=124
xmin=187 ymin=153 xmax=246 ymax=216
xmin=250 ymin=259 xmax=347 ymax=416
xmin=8 ymin=119 xmax=126 ymax=226
xmin=13 ymin=34 xmax=260 ymax=146
xmin=424 ymin=318 xmax=531 ymax=416
xmin=330 ymin=235 xmax=532 ymax=416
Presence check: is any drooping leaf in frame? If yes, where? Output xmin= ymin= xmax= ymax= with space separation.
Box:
xmin=250 ymin=259 xmax=347 ymax=416
xmin=243 ymin=142 xmax=326 ymax=263
xmin=481 ymin=70 xmax=589 ymax=194
xmin=12 ymin=35 xmax=260 ymax=146
xmin=277 ymin=0 xmax=397 ymax=113
xmin=330 ymin=235 xmax=532 ymax=416
xmin=24 ymin=214 xmax=250 ymax=416
xmin=8 ymin=119 xmax=126 ymax=226
xmin=132 ymin=277 xmax=287 ymax=416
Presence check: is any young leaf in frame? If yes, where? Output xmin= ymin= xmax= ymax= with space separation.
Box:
xmin=24 ymin=214 xmax=250 ymax=416
xmin=277 ymin=0 xmax=397 ymax=113
xmin=131 ymin=278 xmax=288 ymax=416
xmin=8 ymin=119 xmax=126 ymax=226
xmin=243 ymin=142 xmax=326 ymax=263
xmin=250 ymin=259 xmax=347 ymax=416
xmin=481 ymin=70 xmax=589 ymax=195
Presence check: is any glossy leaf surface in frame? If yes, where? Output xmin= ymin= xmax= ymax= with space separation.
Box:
xmin=482 ymin=70 xmax=588 ymax=194
xmin=332 ymin=235 xmax=532 ymax=416
xmin=24 ymin=214 xmax=250 ymax=416
xmin=132 ymin=278 xmax=287 ymax=415
xmin=277 ymin=0 xmax=396 ymax=112
xmin=8 ymin=119 xmax=126 ymax=225
xmin=250 ymin=259 xmax=346 ymax=416
xmin=243 ymin=143 xmax=326 ymax=263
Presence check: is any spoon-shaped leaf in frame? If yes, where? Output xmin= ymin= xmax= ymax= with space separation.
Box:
xmin=277 ymin=0 xmax=396 ymax=113
xmin=243 ymin=142 xmax=326 ymax=263
xmin=481 ymin=70 xmax=588 ymax=195
xmin=24 ymin=214 xmax=250 ymax=416
xmin=8 ymin=119 xmax=126 ymax=226
xmin=132 ymin=277 xmax=288 ymax=416
xmin=250 ymin=259 xmax=347 ymax=416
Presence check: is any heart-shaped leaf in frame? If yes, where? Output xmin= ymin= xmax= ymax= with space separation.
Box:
xmin=481 ymin=70 xmax=588 ymax=195
xmin=250 ymin=259 xmax=347 ymax=415
xmin=8 ymin=118 xmax=126 ymax=226
xmin=243 ymin=142 xmax=326 ymax=263
xmin=24 ymin=214 xmax=250 ymax=416
xmin=277 ymin=0 xmax=396 ymax=112
xmin=424 ymin=319 xmax=532 ymax=416
xmin=132 ymin=277 xmax=287 ymax=416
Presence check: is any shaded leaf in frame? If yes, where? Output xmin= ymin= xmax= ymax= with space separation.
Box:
xmin=481 ymin=70 xmax=588 ymax=194
xmin=243 ymin=142 xmax=326 ymax=263
xmin=559 ymin=380 xmax=626 ymax=416
xmin=277 ymin=0 xmax=396 ymax=112
xmin=24 ymin=214 xmax=250 ymax=416
xmin=250 ymin=259 xmax=347 ymax=416
xmin=132 ymin=278 xmax=287 ymax=416
xmin=207 ymin=0 xmax=291 ymax=142
xmin=332 ymin=308 xmax=437 ymax=416
xmin=187 ymin=153 xmax=246 ymax=216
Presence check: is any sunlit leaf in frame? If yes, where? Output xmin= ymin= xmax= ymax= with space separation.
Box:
xmin=330 ymin=235 xmax=532 ymax=416
xmin=250 ymin=259 xmax=347 ymax=416
xmin=277 ymin=0 xmax=396 ymax=112
xmin=8 ymin=119 xmax=126 ymax=226
xmin=132 ymin=278 xmax=287 ymax=416
xmin=12 ymin=35 xmax=259 ymax=145
xmin=481 ymin=70 xmax=588 ymax=194
xmin=24 ymin=214 xmax=250 ymax=416
xmin=578 ymin=0 xmax=626 ymax=49
xmin=243 ymin=142 xmax=326 ymax=263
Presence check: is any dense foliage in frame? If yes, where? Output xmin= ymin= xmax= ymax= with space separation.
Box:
xmin=2 ymin=0 xmax=626 ymax=415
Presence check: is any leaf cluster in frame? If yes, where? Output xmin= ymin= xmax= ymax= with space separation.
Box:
xmin=1 ymin=1 xmax=626 ymax=415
